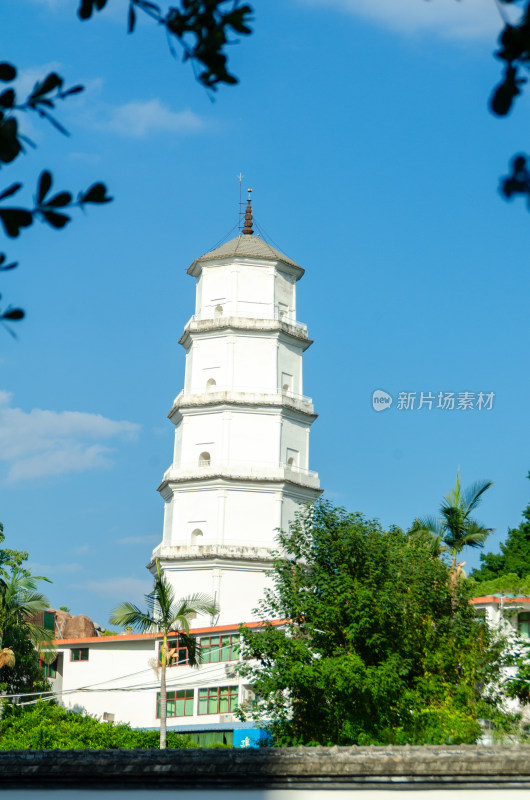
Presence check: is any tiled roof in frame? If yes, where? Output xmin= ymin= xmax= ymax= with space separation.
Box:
xmin=53 ymin=619 xmax=285 ymax=646
xmin=471 ymin=595 xmax=530 ymax=604
xmin=192 ymin=235 xmax=301 ymax=269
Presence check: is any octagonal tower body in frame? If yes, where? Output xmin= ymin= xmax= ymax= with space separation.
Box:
xmin=149 ymin=233 xmax=322 ymax=625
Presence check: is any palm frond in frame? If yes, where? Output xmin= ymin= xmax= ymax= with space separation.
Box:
xmin=171 ymin=592 xmax=220 ymax=620
xmin=415 ymin=516 xmax=445 ymax=537
xmin=24 ymin=621 xmax=55 ymax=655
xmin=109 ymin=602 xmax=157 ymax=632
xmin=461 ymin=480 xmax=494 ymax=515
xmin=145 ymin=563 xmax=176 ymax=622
xmin=459 ymin=521 xmax=493 ymax=549
xmin=0 ymin=568 xmax=50 ymax=635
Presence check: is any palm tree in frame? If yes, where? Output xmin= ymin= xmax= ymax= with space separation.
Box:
xmin=109 ymin=562 xmax=219 ymax=749
xmin=0 ymin=567 xmax=53 ymax=669
xmin=417 ymin=473 xmax=493 ymax=600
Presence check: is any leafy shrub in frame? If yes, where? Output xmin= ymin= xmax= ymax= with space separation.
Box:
xmin=0 ymin=701 xmax=198 ymax=749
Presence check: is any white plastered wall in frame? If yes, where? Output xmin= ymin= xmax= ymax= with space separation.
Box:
xmin=163 ymin=483 xmax=284 ymax=548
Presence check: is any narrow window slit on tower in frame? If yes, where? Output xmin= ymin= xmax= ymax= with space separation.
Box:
xmin=191 ymin=528 xmax=204 ymax=545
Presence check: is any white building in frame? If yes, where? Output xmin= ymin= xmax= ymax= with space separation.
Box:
xmin=49 ymin=621 xmax=275 ymax=745
xmin=149 ymin=195 xmax=321 ymax=625
xmin=472 ymin=594 xmax=530 ymax=728
xmin=50 ymin=199 xmax=321 ymax=739
xmin=472 ymin=594 xmax=530 ymax=639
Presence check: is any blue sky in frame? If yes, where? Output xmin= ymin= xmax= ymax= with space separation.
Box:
xmin=2 ymin=0 xmax=530 ymax=626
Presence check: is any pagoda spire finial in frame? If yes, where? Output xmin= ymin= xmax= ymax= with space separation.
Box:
xmin=242 ymin=188 xmax=253 ymax=235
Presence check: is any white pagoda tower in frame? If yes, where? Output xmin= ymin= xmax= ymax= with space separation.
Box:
xmin=149 ymin=195 xmax=321 ymax=625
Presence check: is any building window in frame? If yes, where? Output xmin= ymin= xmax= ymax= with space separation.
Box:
xmin=200 ymin=634 xmax=239 ymax=664
xmin=198 ymin=685 xmax=238 ymax=715
xmin=214 ymin=304 xmax=223 ymax=317
xmin=157 ymin=689 xmax=194 ymax=718
xmin=199 ymin=452 xmax=211 ymax=466
xmin=518 ymin=612 xmax=530 ymax=639
xmin=281 ymin=372 xmax=292 ymax=392
xmin=43 ymin=610 xmax=55 ymax=632
xmin=70 ymin=648 xmax=89 ymax=662
xmin=39 ymin=658 xmax=58 ymax=678
xmin=286 ymin=449 xmax=299 ymax=469
xmin=206 ymin=378 xmax=216 ymax=389
xmin=191 ymin=528 xmax=203 ymax=545
xmin=159 ymin=638 xmax=189 ymax=667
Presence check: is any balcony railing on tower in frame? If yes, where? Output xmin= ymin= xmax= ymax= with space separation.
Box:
xmin=161 ymin=459 xmax=320 ymax=489
xmin=187 ymin=302 xmax=307 ymax=333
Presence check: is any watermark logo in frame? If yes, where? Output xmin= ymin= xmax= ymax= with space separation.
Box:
xmin=372 ymin=390 xmax=495 ymax=412
xmin=372 ymin=389 xmax=393 ymax=412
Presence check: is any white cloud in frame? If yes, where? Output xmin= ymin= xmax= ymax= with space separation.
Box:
xmin=68 ymin=151 xmax=102 ymax=164
xmin=298 ymin=0 xmax=504 ymax=40
xmin=0 ymin=393 xmax=140 ymax=482
xmin=101 ymin=99 xmax=206 ymax=138
xmin=27 ymin=0 xmax=69 ymax=8
xmin=28 ymin=0 xmax=131 ymax=22
xmin=118 ymin=535 xmax=159 ymax=546
xmin=14 ymin=62 xmax=64 ymax=98
xmin=82 ymin=576 xmax=153 ymax=602
xmin=28 ymin=562 xmax=82 ymax=575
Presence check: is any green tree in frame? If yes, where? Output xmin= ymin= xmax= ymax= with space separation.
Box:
xmin=417 ymin=473 xmax=493 ymax=573
xmin=239 ymin=501 xmax=506 ymax=746
xmin=0 ymin=567 xmax=54 ymax=671
xmin=109 ymin=562 xmax=218 ymax=749
xmin=0 ymin=624 xmax=50 ymax=698
xmin=0 ymin=522 xmax=29 ymax=576
xmin=471 ymin=473 xmax=530 ymax=584
xmin=0 ymin=701 xmax=197 ymax=749
xmin=0 ymin=525 xmax=52 ymax=695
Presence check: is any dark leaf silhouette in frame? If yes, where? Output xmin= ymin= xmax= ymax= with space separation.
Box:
xmin=38 ymin=112 xmax=69 ymax=137
xmin=490 ymin=65 xmax=526 ymax=116
xmin=37 ymin=171 xmax=52 ymax=204
xmin=31 ymin=73 xmax=63 ymax=99
xmin=0 ymin=63 xmax=16 ymax=82
xmin=78 ymin=0 xmax=108 ymax=20
xmin=0 ymin=89 xmax=15 ymax=109
xmin=78 ymin=0 xmax=253 ymax=90
xmin=128 ymin=3 xmax=136 ymax=33
xmin=60 ymin=85 xmax=84 ymax=98
xmin=0 ymin=117 xmax=22 ymax=164
xmin=41 ymin=210 xmax=71 ymax=229
xmin=0 ymin=254 xmax=18 ymax=271
xmin=47 ymin=191 xmax=73 ymax=208
xmin=500 ymin=153 xmax=530 ymax=201
xmin=0 ymin=183 xmax=22 ymax=201
xmin=0 ymin=208 xmax=33 ymax=238
xmin=79 ymin=182 xmax=112 ymax=204
xmin=2 ymin=308 xmax=24 ymax=321
xmin=0 ymin=57 xmax=111 ymax=335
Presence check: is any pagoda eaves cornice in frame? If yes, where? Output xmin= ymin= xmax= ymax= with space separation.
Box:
xmin=179 ymin=316 xmax=312 ymax=349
